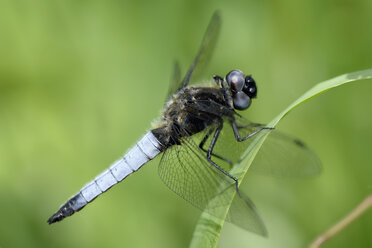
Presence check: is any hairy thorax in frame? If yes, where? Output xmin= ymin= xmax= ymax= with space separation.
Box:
xmin=152 ymin=86 xmax=229 ymax=147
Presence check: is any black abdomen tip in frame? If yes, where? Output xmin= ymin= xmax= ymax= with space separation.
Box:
xmin=47 ymin=212 xmax=64 ymax=224
xmin=47 ymin=202 xmax=75 ymax=225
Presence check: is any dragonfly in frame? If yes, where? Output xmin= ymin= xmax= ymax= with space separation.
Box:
xmin=48 ymin=12 xmax=321 ymax=236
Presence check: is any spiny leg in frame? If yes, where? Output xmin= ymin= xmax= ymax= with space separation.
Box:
xmin=213 ymin=75 xmax=235 ymax=113
xmin=236 ymin=122 xmax=265 ymax=130
xmin=199 ymin=128 xmax=232 ymax=165
xmin=205 ymin=121 xmax=242 ymax=197
xmin=213 ymin=75 xmax=223 ymax=87
xmin=231 ymin=121 xmax=274 ymax=142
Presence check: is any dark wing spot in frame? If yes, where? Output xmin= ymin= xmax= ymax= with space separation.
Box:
xmin=293 ymin=139 xmax=306 ymax=148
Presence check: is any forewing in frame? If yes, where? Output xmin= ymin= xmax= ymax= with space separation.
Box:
xmin=178 ymin=11 xmax=221 ymax=91
xmin=207 ymin=117 xmax=322 ymax=177
xmin=248 ymin=131 xmax=322 ymax=177
xmin=166 ymin=61 xmax=181 ymax=102
xmin=180 ymin=97 xmax=321 ymax=177
xmin=158 ymin=127 xmax=267 ymax=235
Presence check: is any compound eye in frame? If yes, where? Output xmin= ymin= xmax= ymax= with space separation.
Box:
xmin=226 ymin=70 xmax=245 ymax=92
xmin=243 ymin=75 xmax=257 ymax=98
xmin=233 ymin=91 xmax=251 ymax=110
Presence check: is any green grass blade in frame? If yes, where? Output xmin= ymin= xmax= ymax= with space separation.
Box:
xmin=189 ymin=69 xmax=372 ymax=248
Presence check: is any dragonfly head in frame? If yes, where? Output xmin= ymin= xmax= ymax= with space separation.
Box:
xmin=225 ymin=70 xmax=257 ymax=110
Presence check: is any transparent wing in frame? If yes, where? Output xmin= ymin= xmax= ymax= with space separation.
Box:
xmin=248 ymin=131 xmax=322 ymax=177
xmin=178 ymin=11 xmax=221 ymax=91
xmin=158 ymin=126 xmax=267 ymax=235
xmin=204 ymin=116 xmax=322 ymax=177
xmin=166 ymin=61 xmax=181 ymax=102
xmin=180 ymin=97 xmax=322 ymax=177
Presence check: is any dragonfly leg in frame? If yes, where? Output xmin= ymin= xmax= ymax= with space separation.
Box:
xmin=199 ymin=128 xmax=233 ymax=165
xmin=213 ymin=75 xmax=223 ymax=87
xmin=236 ymin=122 xmax=265 ymax=130
xmin=231 ymin=121 xmax=274 ymax=142
xmin=214 ymin=74 xmax=236 ymax=111
xmin=206 ymin=121 xmax=242 ymax=197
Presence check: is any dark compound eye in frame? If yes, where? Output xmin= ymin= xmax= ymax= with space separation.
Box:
xmin=226 ymin=70 xmax=245 ymax=92
xmin=233 ymin=91 xmax=251 ymax=110
xmin=243 ymin=75 xmax=257 ymax=98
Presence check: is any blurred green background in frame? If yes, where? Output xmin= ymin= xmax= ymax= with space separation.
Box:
xmin=1 ymin=0 xmax=372 ymax=247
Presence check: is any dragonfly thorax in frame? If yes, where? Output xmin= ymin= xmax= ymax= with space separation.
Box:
xmin=152 ymin=86 xmax=230 ymax=147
